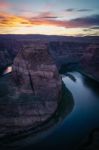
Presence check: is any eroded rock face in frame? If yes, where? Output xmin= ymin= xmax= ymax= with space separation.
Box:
xmin=0 ymin=42 xmax=62 ymax=138
xmin=13 ymin=42 xmax=61 ymax=101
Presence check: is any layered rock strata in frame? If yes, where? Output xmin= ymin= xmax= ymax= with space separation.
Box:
xmin=0 ymin=42 xmax=62 ymax=137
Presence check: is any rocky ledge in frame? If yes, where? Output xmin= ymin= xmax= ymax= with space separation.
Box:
xmin=0 ymin=42 xmax=62 ymax=138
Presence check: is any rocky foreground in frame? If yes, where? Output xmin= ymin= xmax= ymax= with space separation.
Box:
xmin=0 ymin=42 xmax=62 ymax=138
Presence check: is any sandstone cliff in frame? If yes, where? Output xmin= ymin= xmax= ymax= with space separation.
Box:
xmin=0 ymin=42 xmax=62 ymax=137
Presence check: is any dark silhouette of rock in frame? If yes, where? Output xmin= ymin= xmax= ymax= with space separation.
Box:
xmin=0 ymin=42 xmax=62 ymax=138
xmin=78 ymin=128 xmax=99 ymax=150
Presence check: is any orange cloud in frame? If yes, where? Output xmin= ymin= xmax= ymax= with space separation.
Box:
xmin=0 ymin=11 xmax=99 ymax=34
xmin=0 ymin=12 xmax=31 ymax=27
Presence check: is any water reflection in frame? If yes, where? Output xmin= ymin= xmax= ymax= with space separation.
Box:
xmin=0 ymin=66 xmax=12 ymax=77
xmin=23 ymin=72 xmax=99 ymax=150
xmin=1 ymin=70 xmax=99 ymax=150
xmin=62 ymin=71 xmax=99 ymax=150
xmin=81 ymin=75 xmax=99 ymax=97
xmin=64 ymin=73 xmax=76 ymax=82
xmin=3 ymin=66 xmax=12 ymax=75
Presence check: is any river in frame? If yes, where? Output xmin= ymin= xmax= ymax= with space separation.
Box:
xmin=19 ymin=71 xmax=99 ymax=150
xmin=1 ymin=71 xmax=99 ymax=150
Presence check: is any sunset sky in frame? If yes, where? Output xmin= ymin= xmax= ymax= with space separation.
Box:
xmin=0 ymin=0 xmax=99 ymax=36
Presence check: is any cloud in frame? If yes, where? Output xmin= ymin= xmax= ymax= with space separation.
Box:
xmin=90 ymin=26 xmax=99 ymax=29
xmin=18 ymin=11 xmax=59 ymax=19
xmin=0 ymin=11 xmax=99 ymax=31
xmin=30 ymin=14 xmax=99 ymax=28
xmin=83 ymin=28 xmax=92 ymax=32
xmin=0 ymin=12 xmax=30 ymax=27
xmin=65 ymin=8 xmax=92 ymax=12
xmin=31 ymin=12 xmax=59 ymax=19
xmin=65 ymin=8 xmax=75 ymax=12
xmin=68 ymin=14 xmax=99 ymax=28
xmin=83 ymin=26 xmax=99 ymax=32
xmin=77 ymin=9 xmax=92 ymax=12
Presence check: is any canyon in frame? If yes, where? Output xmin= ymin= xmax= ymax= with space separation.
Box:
xmin=0 ymin=35 xmax=99 ymax=149
xmin=0 ymin=35 xmax=99 ymax=80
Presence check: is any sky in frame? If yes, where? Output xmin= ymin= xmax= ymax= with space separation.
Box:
xmin=0 ymin=0 xmax=99 ymax=36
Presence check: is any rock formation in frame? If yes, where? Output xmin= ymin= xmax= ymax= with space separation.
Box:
xmin=0 ymin=34 xmax=99 ymax=81
xmin=0 ymin=42 xmax=62 ymax=138
xmin=81 ymin=44 xmax=99 ymax=81
xmin=13 ymin=42 xmax=61 ymax=100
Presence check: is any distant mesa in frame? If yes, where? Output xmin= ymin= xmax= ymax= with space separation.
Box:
xmin=0 ymin=42 xmax=62 ymax=138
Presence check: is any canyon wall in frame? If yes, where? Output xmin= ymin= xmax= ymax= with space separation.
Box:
xmin=0 ymin=35 xmax=99 ymax=80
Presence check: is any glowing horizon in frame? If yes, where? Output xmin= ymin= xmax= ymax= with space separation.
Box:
xmin=0 ymin=0 xmax=99 ymax=36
